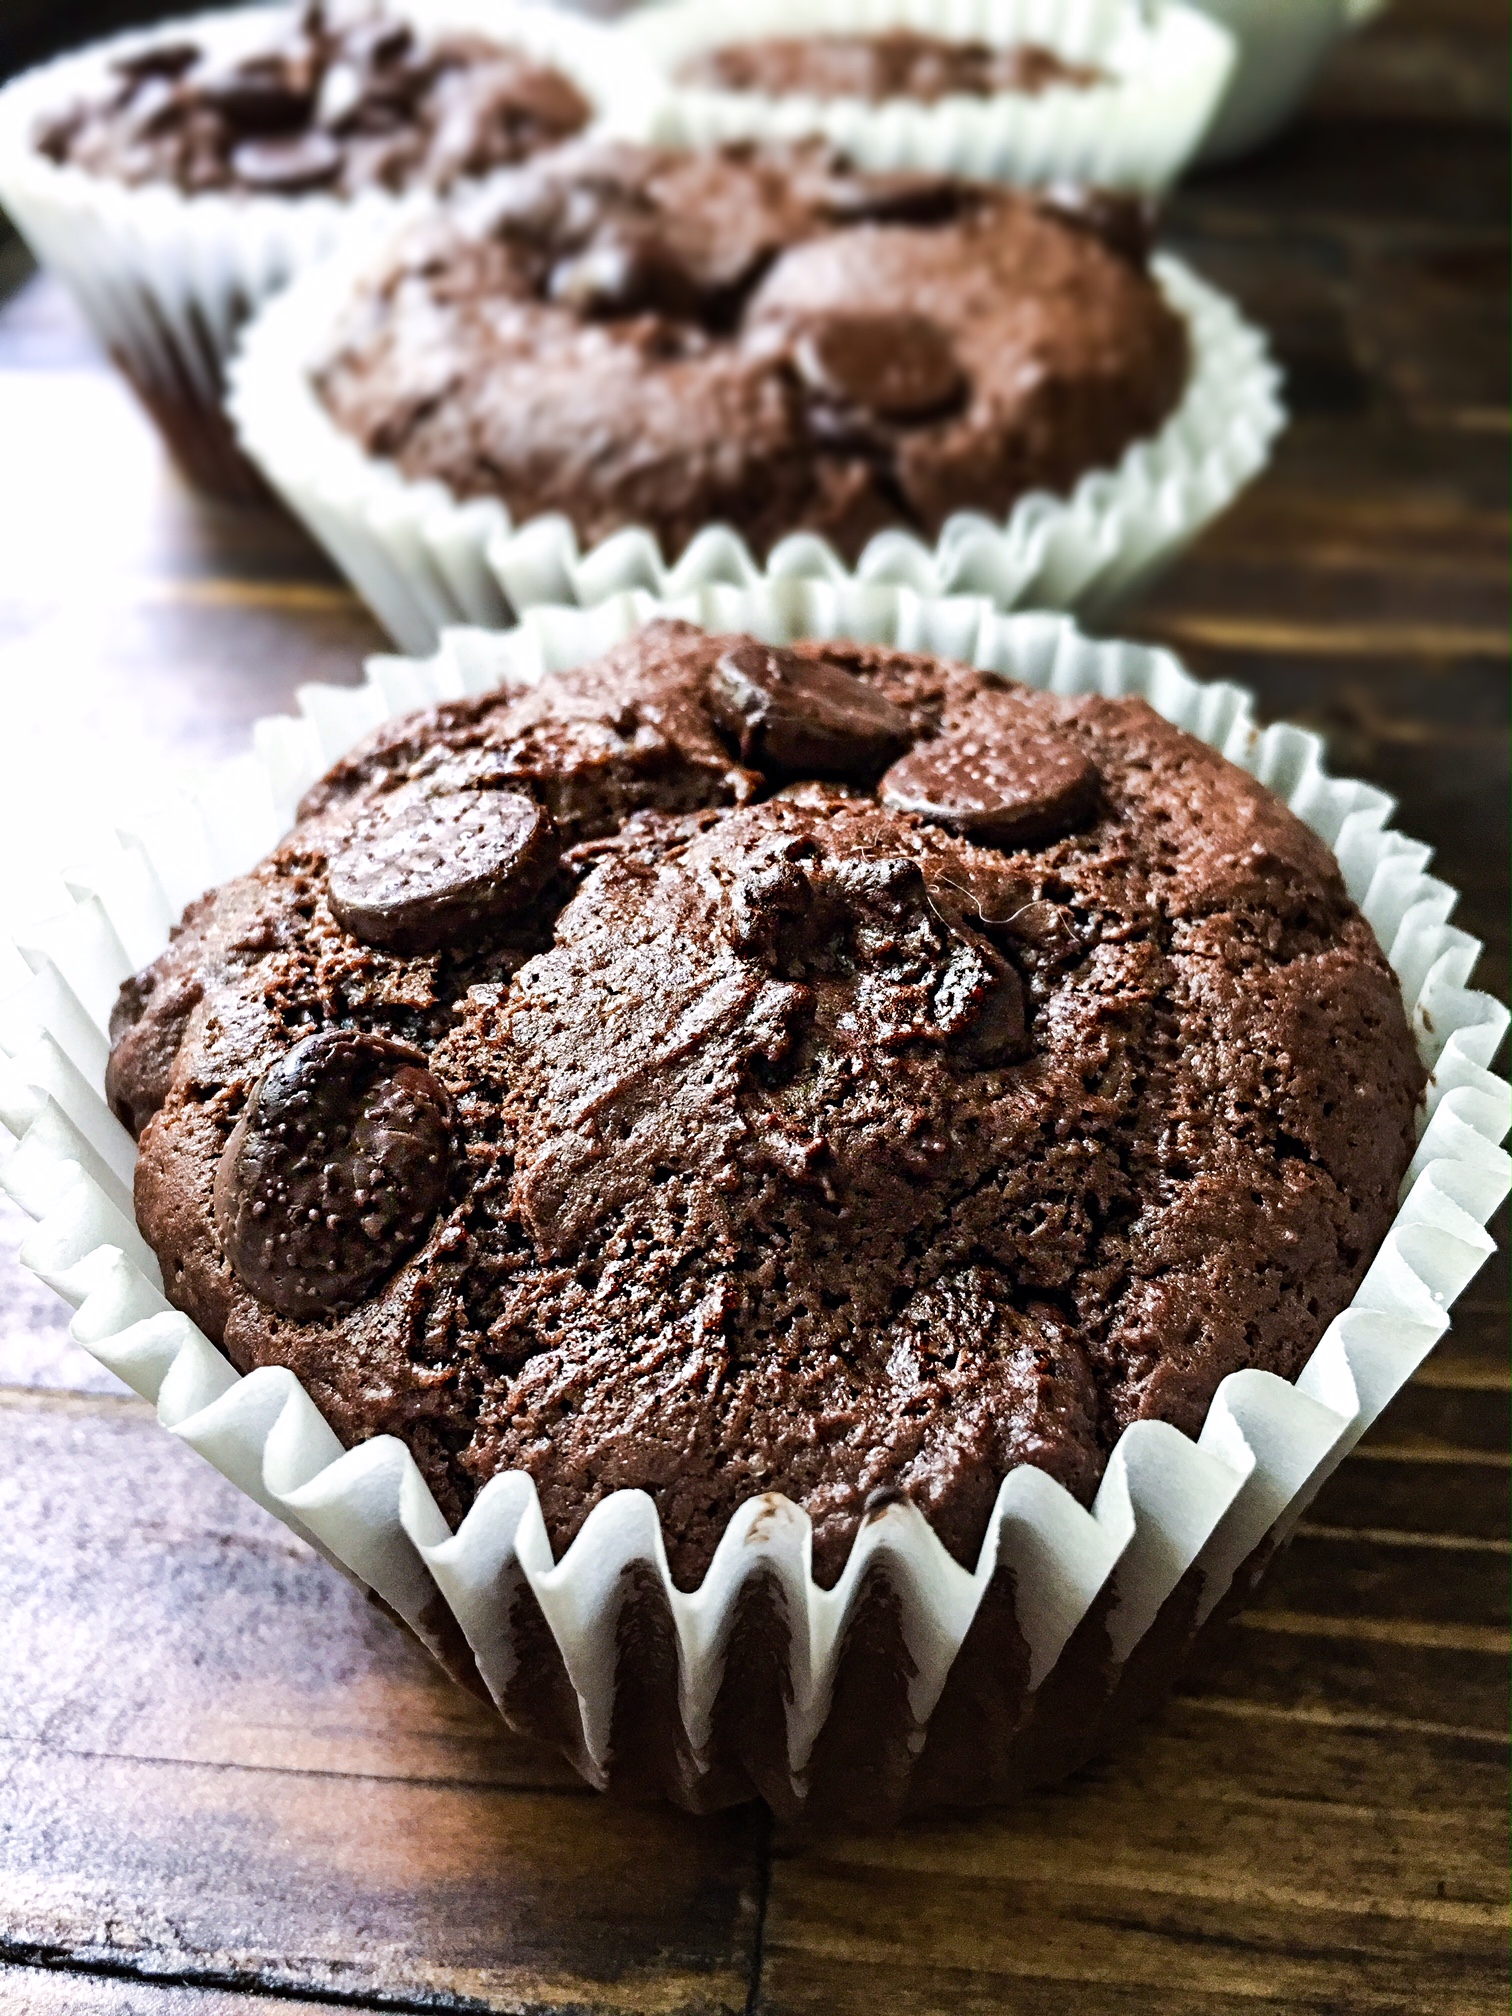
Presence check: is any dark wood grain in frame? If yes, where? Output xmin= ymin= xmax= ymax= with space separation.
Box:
xmin=0 ymin=2 xmax=1506 ymax=2009
xmin=0 ymin=1389 xmax=763 ymax=2015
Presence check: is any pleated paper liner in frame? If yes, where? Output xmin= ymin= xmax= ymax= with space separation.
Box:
xmin=1 ymin=586 xmax=1506 ymax=1823
xmin=0 ymin=0 xmax=645 ymax=498
xmin=228 ymin=247 xmax=1283 ymax=656
xmin=624 ymin=0 xmax=1236 ymax=194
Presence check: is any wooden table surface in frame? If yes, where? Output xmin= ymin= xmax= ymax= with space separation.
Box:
xmin=0 ymin=4 xmax=1507 ymax=2010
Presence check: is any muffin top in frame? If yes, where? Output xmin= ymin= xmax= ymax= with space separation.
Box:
xmin=675 ymin=31 xmax=1106 ymax=104
xmin=314 ymin=140 xmax=1186 ymax=567
xmin=34 ymin=1 xmax=591 ymax=198
xmin=110 ymin=622 xmax=1423 ymax=1589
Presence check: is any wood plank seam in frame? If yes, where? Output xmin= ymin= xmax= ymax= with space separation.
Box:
xmin=1294 ymin=1523 xmax=1510 ymax=1552
xmin=1349 ymin=1443 xmax=1510 ymax=1467
xmin=0 ymin=1736 xmax=599 ymax=1799
xmin=741 ymin=1807 xmax=773 ymax=2016
xmin=1234 ymin=1611 xmax=1510 ymax=1654
xmin=0 ymin=1945 xmax=481 ymax=2016
xmin=1143 ymin=615 xmax=1511 ymax=657
xmin=1176 ymin=1695 xmax=1511 ymax=1746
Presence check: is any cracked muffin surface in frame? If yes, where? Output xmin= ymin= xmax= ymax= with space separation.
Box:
xmin=110 ymin=620 xmax=1424 ymax=1588
xmin=313 ymin=139 xmax=1186 ymax=569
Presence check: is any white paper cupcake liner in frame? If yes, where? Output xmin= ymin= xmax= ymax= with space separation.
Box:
xmin=228 ymin=244 xmax=1284 ymax=657
xmin=0 ymin=1 xmax=647 ymax=495
xmin=621 ymin=0 xmax=1236 ymax=195
xmin=1192 ymin=0 xmax=1390 ymax=163
xmin=2 ymin=584 xmax=1505 ymax=1817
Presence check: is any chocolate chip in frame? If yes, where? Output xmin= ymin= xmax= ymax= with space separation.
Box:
xmin=230 ymin=129 xmax=342 ymax=190
xmin=487 ymin=170 xmax=568 ymax=245
xmin=488 ymin=62 xmax=592 ymax=137
xmin=214 ymin=1029 xmax=452 ymax=1318
xmin=707 ymin=642 xmax=913 ymax=781
xmin=880 ymin=726 xmax=1101 ymax=848
xmin=112 ymin=41 xmax=201 ymax=83
xmin=817 ymin=169 xmax=964 ymax=226
xmin=547 ymin=227 xmax=698 ymax=320
xmin=794 ymin=311 xmax=965 ymax=419
xmin=341 ymin=18 xmax=414 ymax=70
xmin=328 ymin=784 xmax=559 ymax=953
xmin=735 ymin=845 xmax=1029 ymax=1061
xmin=544 ymin=202 xmax=769 ymax=322
xmin=104 ymin=966 xmax=203 ymax=1138
xmin=948 ymin=949 xmax=1027 ymax=1067
xmin=199 ymin=65 xmax=313 ymax=133
xmin=124 ymin=77 xmax=185 ymax=141
xmin=991 ymin=897 xmax=1082 ymax=959
xmin=1037 ymin=185 xmax=1153 ymax=266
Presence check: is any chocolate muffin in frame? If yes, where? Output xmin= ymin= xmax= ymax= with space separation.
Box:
xmin=34 ymin=1 xmax=591 ymax=198
xmin=676 ymin=31 xmax=1106 ymax=103
xmin=313 ymin=140 xmax=1184 ymax=568
xmin=1 ymin=1 xmax=613 ymax=498
xmin=109 ymin=620 xmax=1425 ymax=1591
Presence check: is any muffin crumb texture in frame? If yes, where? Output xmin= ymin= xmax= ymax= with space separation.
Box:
xmin=110 ymin=622 xmax=1425 ymax=1589
xmin=314 ymin=140 xmax=1180 ymax=567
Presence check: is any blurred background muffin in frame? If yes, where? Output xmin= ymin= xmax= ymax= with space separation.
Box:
xmin=0 ymin=1 xmax=634 ymax=493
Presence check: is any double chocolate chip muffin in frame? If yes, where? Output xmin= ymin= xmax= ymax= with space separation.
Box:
xmin=108 ymin=621 xmax=1424 ymax=1590
xmin=314 ymin=140 xmax=1185 ymax=567
xmin=676 ymin=31 xmax=1106 ymax=104
xmin=35 ymin=0 xmax=591 ymax=198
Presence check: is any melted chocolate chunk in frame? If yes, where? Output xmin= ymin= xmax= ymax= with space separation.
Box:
xmin=547 ymin=226 xmax=701 ymax=320
xmin=214 ymin=1028 xmax=452 ymax=1317
xmin=707 ymin=641 xmax=912 ymax=780
xmin=811 ymin=856 xmax=1018 ymax=1055
xmin=946 ymin=939 xmax=1027 ymax=1066
xmin=198 ymin=64 xmax=313 ymax=132
xmin=814 ymin=167 xmax=966 ymax=225
xmin=328 ymin=783 xmax=559 ymax=954
xmin=880 ymin=722 xmax=1101 ymax=848
xmin=340 ymin=16 xmax=413 ymax=69
xmin=795 ymin=311 xmax=964 ymax=419
xmin=112 ymin=41 xmax=201 ymax=82
xmin=528 ymin=172 xmax=780 ymax=322
xmin=730 ymin=842 xmax=1027 ymax=1064
xmin=105 ymin=964 xmax=204 ymax=1137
